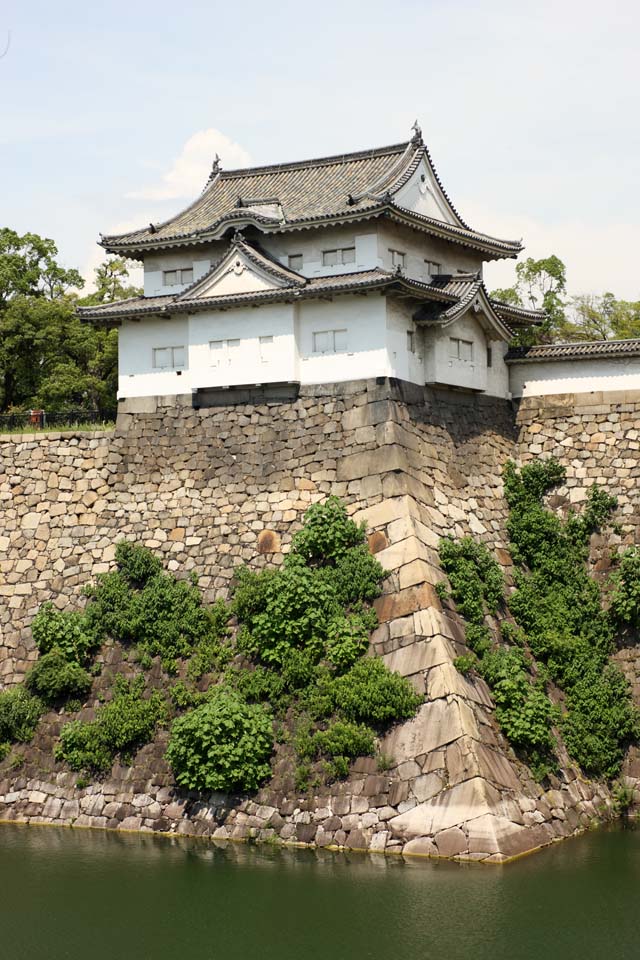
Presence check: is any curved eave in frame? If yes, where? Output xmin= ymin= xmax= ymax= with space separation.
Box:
xmin=491 ymin=300 xmax=545 ymax=327
xmin=77 ymin=271 xmax=459 ymax=323
xmin=102 ymin=203 xmax=523 ymax=261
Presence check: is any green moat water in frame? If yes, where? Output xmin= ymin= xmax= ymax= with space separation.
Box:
xmin=1 ymin=823 xmax=638 ymax=960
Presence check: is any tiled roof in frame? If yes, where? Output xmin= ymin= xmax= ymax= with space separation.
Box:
xmin=78 ymin=267 xmax=459 ymax=322
xmin=506 ymin=340 xmax=640 ymax=362
xmin=489 ymin=299 xmax=545 ymax=325
xmin=100 ymin=135 xmax=522 ymax=259
xmin=103 ymin=142 xmax=415 ymax=248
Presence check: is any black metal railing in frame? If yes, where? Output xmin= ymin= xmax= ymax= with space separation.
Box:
xmin=0 ymin=410 xmax=116 ymax=432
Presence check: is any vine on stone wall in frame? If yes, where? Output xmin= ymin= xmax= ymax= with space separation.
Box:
xmin=440 ymin=459 xmax=639 ymax=781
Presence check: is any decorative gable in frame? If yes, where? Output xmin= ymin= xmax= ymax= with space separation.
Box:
xmin=392 ymin=154 xmax=465 ymax=227
xmin=180 ymin=238 xmax=305 ymax=301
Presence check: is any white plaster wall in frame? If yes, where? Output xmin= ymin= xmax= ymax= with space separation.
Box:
xmin=393 ymin=156 xmax=461 ymax=225
xmin=376 ymin=221 xmax=483 ymax=282
xmin=188 ymin=303 xmax=296 ymax=388
xmin=143 ymin=242 xmax=226 ymax=296
xmin=119 ymin=316 xmax=191 ymax=397
xmin=486 ymin=340 xmax=510 ymax=399
xmin=298 ymin=296 xmax=389 ymax=383
xmin=423 ymin=313 xmax=489 ymax=393
xmin=385 ymin=298 xmax=425 ymax=385
xmin=261 ymin=228 xmax=378 ymax=278
xmin=509 ymin=357 xmax=640 ymax=398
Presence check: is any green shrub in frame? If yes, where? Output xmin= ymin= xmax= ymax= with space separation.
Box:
xmin=165 ymin=688 xmax=273 ymax=793
xmin=83 ymin=544 xmax=228 ymax=669
xmin=454 ymin=654 xmax=476 ymax=675
xmin=56 ymin=675 xmax=165 ymax=773
xmin=610 ymin=547 xmax=640 ymax=631
xmin=31 ymin=603 xmax=94 ymax=663
xmin=562 ymin=664 xmax=638 ymax=780
xmin=439 ymin=537 xmax=504 ymax=622
xmin=0 ymin=742 xmax=10 ymax=762
xmin=296 ymin=719 xmax=375 ymax=778
xmin=26 ymin=649 xmax=92 ymax=703
xmin=0 ymin=686 xmax=43 ymax=743
xmin=479 ymin=648 xmax=557 ymax=772
xmin=330 ymin=657 xmax=422 ymax=725
xmin=112 ymin=540 xmax=163 ymax=586
xmin=289 ymin=496 xmax=365 ymax=564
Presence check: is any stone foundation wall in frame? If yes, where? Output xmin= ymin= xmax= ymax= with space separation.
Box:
xmin=0 ymin=380 xmax=638 ymax=861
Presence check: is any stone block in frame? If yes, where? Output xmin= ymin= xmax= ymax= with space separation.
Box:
xmin=374 ymin=583 xmax=439 ymax=624
xmin=389 ymin=777 xmax=502 ymax=839
xmin=402 ymin=836 xmax=437 ymax=858
xmin=434 ymin=826 xmax=467 ymax=858
xmin=381 ymin=697 xmax=480 ymax=764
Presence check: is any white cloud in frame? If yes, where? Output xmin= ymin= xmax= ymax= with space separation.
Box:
xmin=126 ymin=128 xmax=252 ymax=201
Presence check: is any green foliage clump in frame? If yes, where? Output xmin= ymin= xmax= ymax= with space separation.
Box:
xmin=83 ymin=541 xmax=229 ymax=670
xmin=56 ymin=675 xmax=165 ymax=773
xmin=439 ymin=537 xmax=504 ymax=623
xmin=505 ymin=459 xmax=636 ymax=779
xmin=233 ymin=498 xmax=383 ymax=671
xmin=479 ymin=648 xmax=557 ymax=777
xmin=610 ymin=548 xmax=640 ymax=631
xmin=26 ymin=649 xmax=92 ymax=703
xmin=165 ymin=688 xmax=273 ymax=793
xmin=32 ymin=603 xmax=95 ymax=663
xmin=0 ymin=686 xmax=43 ymax=744
xmin=453 ymin=654 xmax=476 ymax=676
xmin=295 ymin=719 xmax=375 ymax=780
xmin=328 ymin=657 xmax=422 ymax=726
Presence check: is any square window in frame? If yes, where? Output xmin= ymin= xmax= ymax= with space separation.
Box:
xmin=460 ymin=340 xmax=473 ymax=362
xmin=153 ymin=347 xmax=170 ymax=369
xmin=341 ymin=247 xmax=356 ymax=264
xmin=333 ymin=329 xmax=348 ymax=352
xmin=163 ymin=270 xmax=177 ymax=286
xmin=227 ymin=339 xmax=240 ymax=349
xmin=313 ymin=331 xmax=330 ymax=353
xmin=180 ymin=268 xmax=193 ymax=285
xmin=448 ymin=338 xmax=460 ymax=360
xmin=172 ymin=346 xmax=185 ymax=369
xmin=390 ymin=249 xmax=406 ymax=268
xmin=426 ymin=260 xmax=441 ymax=276
xmin=288 ymin=254 xmax=303 ymax=271
xmin=322 ymin=250 xmax=338 ymax=267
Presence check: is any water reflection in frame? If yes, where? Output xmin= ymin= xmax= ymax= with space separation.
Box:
xmin=1 ymin=822 xmax=639 ymax=960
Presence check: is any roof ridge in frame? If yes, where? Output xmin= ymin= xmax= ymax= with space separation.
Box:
xmin=218 ymin=142 xmax=410 ymax=179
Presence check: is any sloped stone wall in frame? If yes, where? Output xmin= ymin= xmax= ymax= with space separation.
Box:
xmin=0 ymin=379 xmax=637 ymax=861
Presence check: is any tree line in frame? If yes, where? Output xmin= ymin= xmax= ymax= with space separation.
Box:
xmin=1 ymin=228 xmax=639 ymax=414
xmin=0 ymin=228 xmax=140 ymax=415
xmin=491 ymin=255 xmax=640 ymax=346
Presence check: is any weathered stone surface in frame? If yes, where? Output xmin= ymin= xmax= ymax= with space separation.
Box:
xmin=0 ymin=379 xmax=635 ymax=862
xmin=389 ymin=778 xmax=502 ymax=839
xmin=381 ymin=698 xmax=479 ymax=763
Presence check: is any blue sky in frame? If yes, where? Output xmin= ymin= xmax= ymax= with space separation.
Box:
xmin=2 ymin=0 xmax=638 ymax=297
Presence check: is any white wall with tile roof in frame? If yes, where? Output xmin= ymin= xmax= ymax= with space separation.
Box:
xmin=509 ymin=357 xmax=640 ymax=398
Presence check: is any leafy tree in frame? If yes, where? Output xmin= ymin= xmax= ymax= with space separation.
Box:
xmin=0 ymin=228 xmax=136 ymax=413
xmin=0 ymin=228 xmax=83 ymax=306
xmin=567 ymin=293 xmax=640 ymax=342
xmin=491 ymin=254 xmax=568 ymax=344
xmin=79 ymin=256 xmax=142 ymax=306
